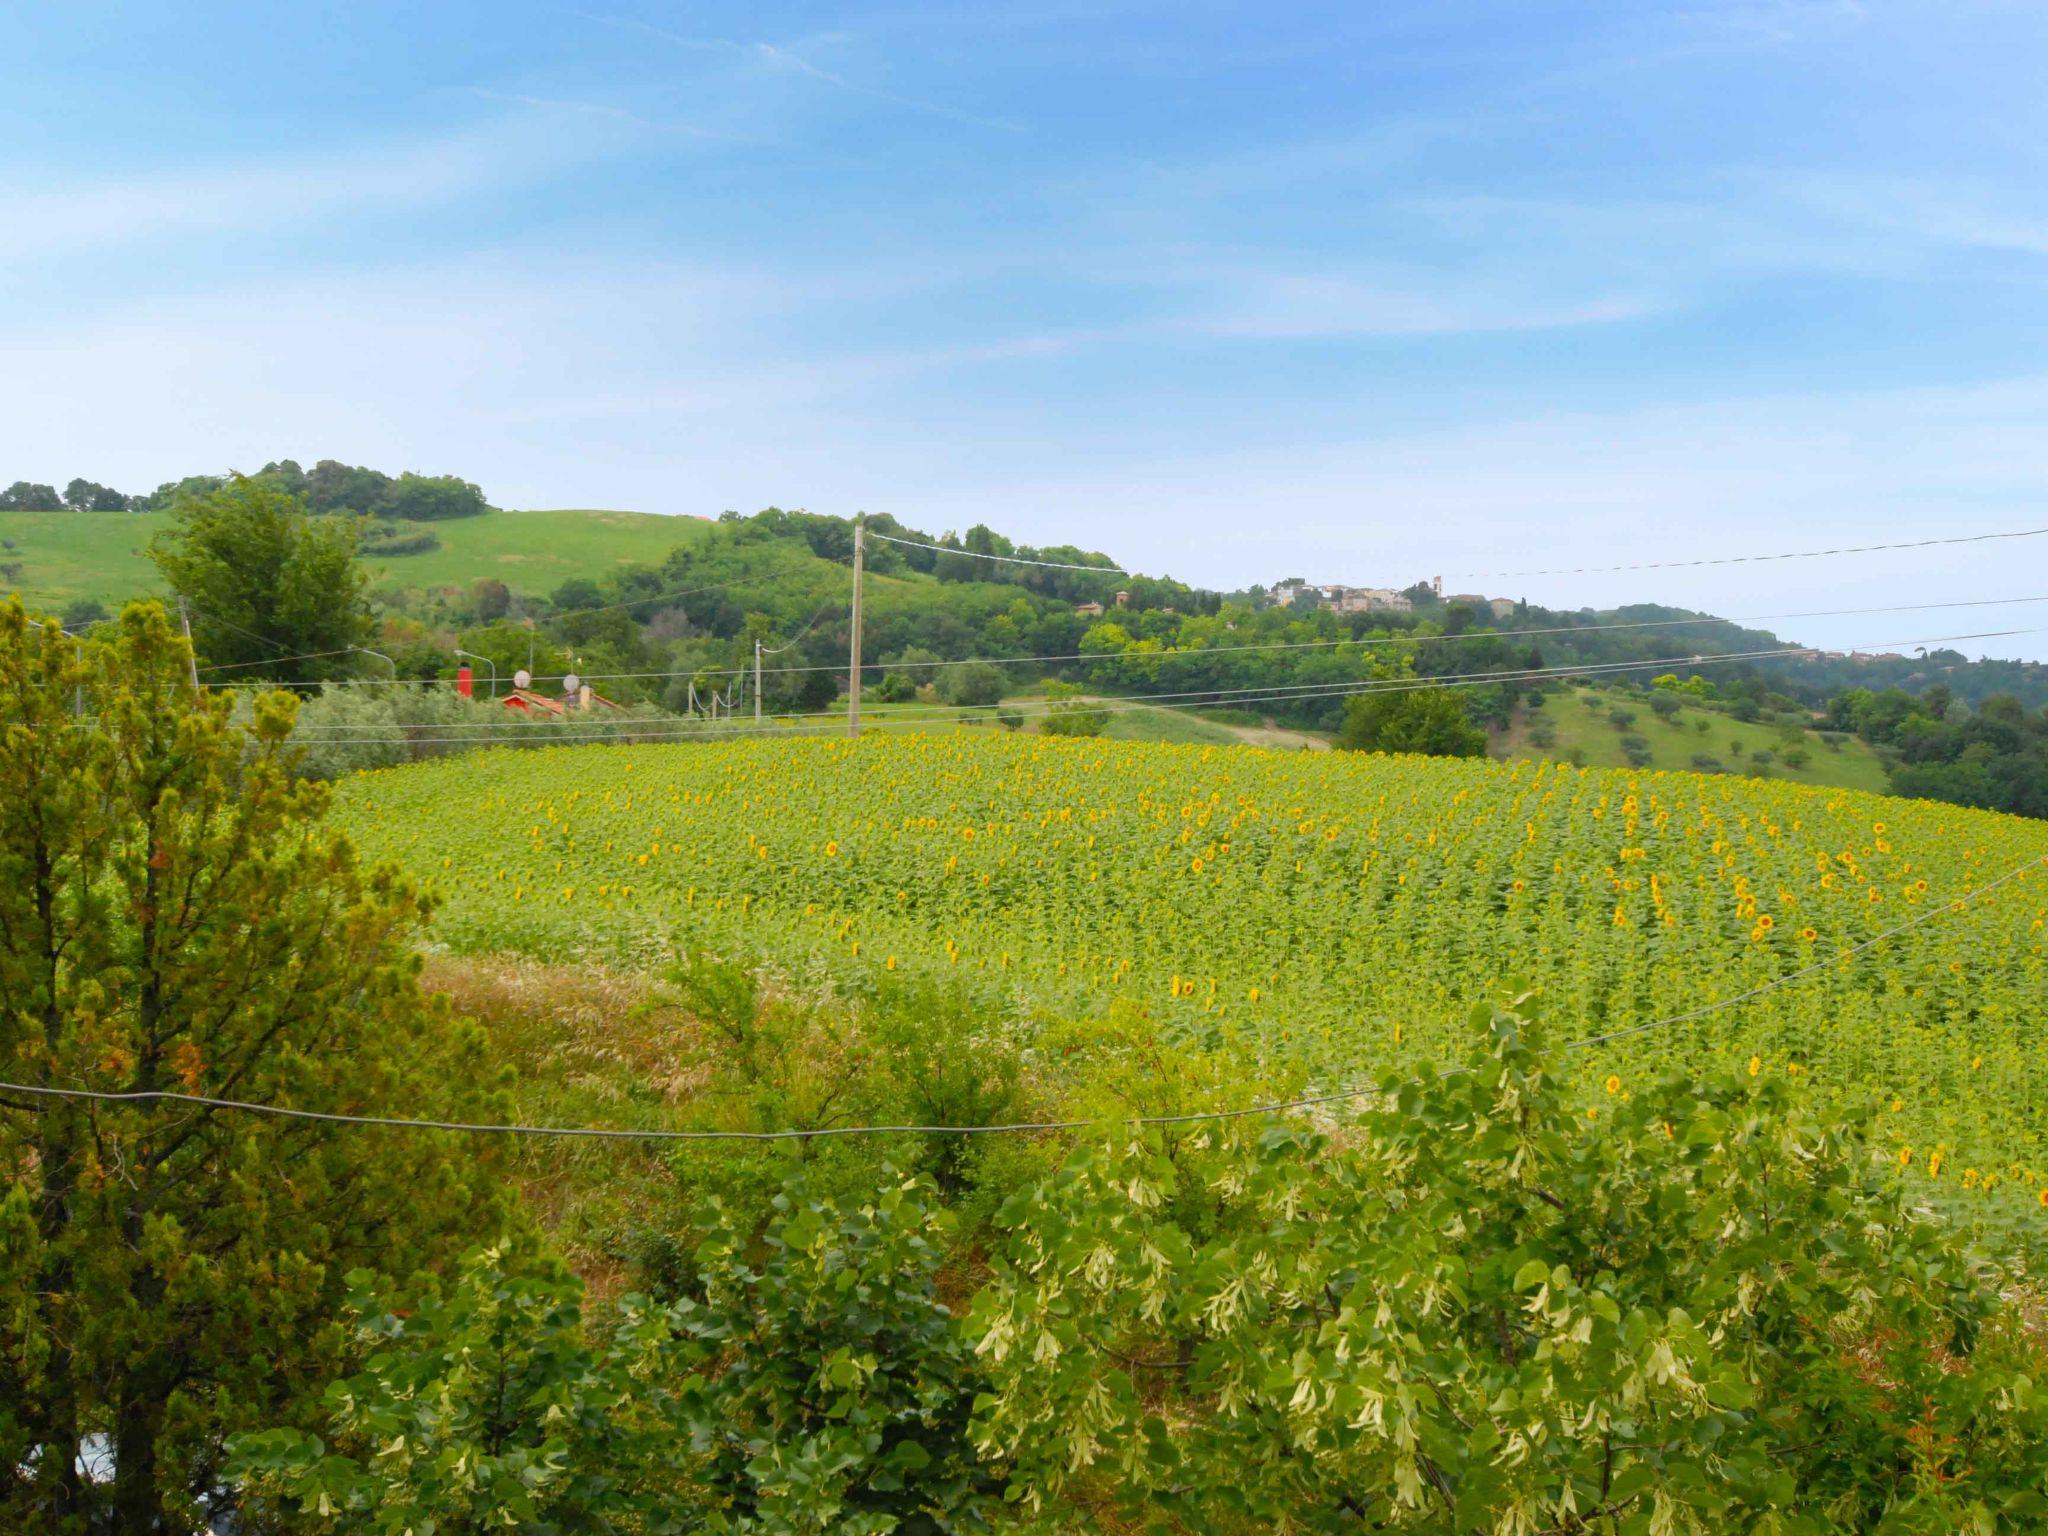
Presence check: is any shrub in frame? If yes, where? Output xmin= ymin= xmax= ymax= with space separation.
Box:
xmin=1691 ymin=753 xmax=1725 ymax=773
xmin=1041 ymin=679 xmax=1108 ymax=738
xmin=967 ymin=998 xmax=2048 ymax=1532
xmin=357 ymin=525 xmax=441 ymax=557
xmin=235 ymin=1179 xmax=1002 ymax=1533
xmin=1607 ymin=707 xmax=1637 ymax=731
xmin=871 ymin=671 xmax=919 ymax=704
xmin=936 ymin=660 xmax=1006 ymax=708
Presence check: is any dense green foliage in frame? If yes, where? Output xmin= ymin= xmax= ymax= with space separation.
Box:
xmin=0 ymin=601 xmax=506 ymax=1530
xmin=1833 ymin=686 xmax=2048 ymax=819
xmin=234 ymin=1179 xmax=999 ymax=1535
xmin=231 ymin=1001 xmax=2048 ymax=1533
xmin=0 ymin=480 xmax=68 ymax=511
xmin=971 ymin=1000 xmax=2048 ymax=1533
xmin=149 ymin=477 xmax=372 ymax=686
xmin=1337 ymin=670 xmax=1490 ymax=757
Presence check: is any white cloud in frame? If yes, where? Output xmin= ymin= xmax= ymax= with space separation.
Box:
xmin=0 ymin=114 xmax=636 ymax=262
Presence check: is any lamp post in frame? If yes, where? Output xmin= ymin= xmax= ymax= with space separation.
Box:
xmin=349 ymin=645 xmax=398 ymax=680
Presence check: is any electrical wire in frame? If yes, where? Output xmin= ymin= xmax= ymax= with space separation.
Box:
xmin=205 ymin=591 xmax=2048 ymax=691
xmin=2 ymin=854 xmax=2036 ymax=1141
xmin=866 ymin=529 xmax=1127 ymax=574
xmin=276 ymin=626 xmax=2044 ymax=739
xmin=1455 ymin=525 xmax=2048 ymax=580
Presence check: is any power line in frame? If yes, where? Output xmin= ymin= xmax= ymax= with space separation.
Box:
xmin=200 ymin=648 xmax=358 ymax=675
xmin=205 ymin=590 xmax=2048 ymax=691
xmin=182 ymin=602 xmax=294 ymax=657
xmin=283 ymin=645 xmax=1815 ymax=739
xmin=1456 ymin=525 xmax=2048 ymax=580
xmin=2 ymin=854 xmax=2036 ymax=1141
xmin=276 ymin=626 xmax=2044 ymax=739
xmin=866 ymin=529 xmax=1128 ymax=574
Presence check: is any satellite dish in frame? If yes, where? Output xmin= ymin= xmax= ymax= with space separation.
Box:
xmin=513 ymin=669 xmax=532 ymax=690
xmin=562 ymin=673 xmax=582 ymax=695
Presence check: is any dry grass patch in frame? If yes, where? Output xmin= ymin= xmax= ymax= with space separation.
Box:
xmin=422 ymin=953 xmax=705 ymax=1296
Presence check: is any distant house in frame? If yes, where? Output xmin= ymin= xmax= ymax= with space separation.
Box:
xmin=1113 ymin=590 xmax=1131 ymax=607
xmin=1267 ymin=578 xmax=1309 ymax=606
xmin=502 ymin=686 xmax=624 ymax=716
xmin=1074 ymin=601 xmax=1105 ymax=619
xmin=1325 ymin=586 xmax=1411 ymax=615
xmin=1488 ymin=597 xmax=1517 ymax=619
xmin=1447 ymin=593 xmax=1489 ymax=609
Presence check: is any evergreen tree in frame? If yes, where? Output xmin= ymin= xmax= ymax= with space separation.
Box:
xmin=0 ymin=600 xmax=507 ymax=1531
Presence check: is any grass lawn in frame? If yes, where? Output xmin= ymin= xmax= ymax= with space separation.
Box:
xmin=0 ymin=506 xmax=712 ymax=611
xmin=1497 ymin=685 xmax=1891 ymax=793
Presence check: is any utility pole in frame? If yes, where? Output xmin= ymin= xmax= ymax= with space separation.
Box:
xmin=754 ymin=638 xmax=764 ymax=723
xmin=848 ymin=517 xmax=864 ymax=739
xmin=176 ymin=597 xmax=200 ymax=689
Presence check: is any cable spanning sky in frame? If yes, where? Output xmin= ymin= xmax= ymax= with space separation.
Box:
xmin=5 ymin=3 xmax=2047 ymax=656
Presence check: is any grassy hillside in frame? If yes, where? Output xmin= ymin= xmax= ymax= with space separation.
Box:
xmin=1498 ymin=684 xmax=1891 ymax=793
xmin=338 ymin=733 xmax=2048 ymax=1207
xmin=0 ymin=506 xmax=709 ymax=609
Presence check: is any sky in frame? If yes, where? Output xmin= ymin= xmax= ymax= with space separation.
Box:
xmin=5 ymin=1 xmax=2048 ymax=657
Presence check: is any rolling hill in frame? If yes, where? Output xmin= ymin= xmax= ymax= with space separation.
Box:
xmin=0 ymin=506 xmax=710 ymax=610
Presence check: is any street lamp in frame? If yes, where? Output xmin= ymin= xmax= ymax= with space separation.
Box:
xmin=349 ymin=645 xmax=398 ymax=680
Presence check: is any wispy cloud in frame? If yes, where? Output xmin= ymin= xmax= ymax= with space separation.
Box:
xmin=0 ymin=115 xmax=630 ymax=261
xmin=589 ymin=13 xmax=1021 ymax=131
xmin=466 ymin=86 xmax=746 ymax=141
xmin=1182 ymin=269 xmax=1654 ymax=339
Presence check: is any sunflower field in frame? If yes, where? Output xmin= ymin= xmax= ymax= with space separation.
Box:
xmin=336 ymin=732 xmax=2048 ymax=1211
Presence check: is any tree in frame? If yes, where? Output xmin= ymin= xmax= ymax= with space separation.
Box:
xmin=384 ymin=472 xmax=487 ymax=521
xmin=0 ymin=600 xmax=506 ymax=1531
xmin=1337 ymin=684 xmax=1487 ymax=757
xmin=0 ymin=481 xmax=63 ymax=511
xmin=935 ymin=659 xmax=1005 ymax=708
xmin=148 ymin=476 xmax=371 ymax=686
xmin=469 ymin=577 xmax=511 ymax=622
xmin=62 ymin=479 xmax=128 ymax=512
xmin=303 ymin=459 xmax=392 ymax=515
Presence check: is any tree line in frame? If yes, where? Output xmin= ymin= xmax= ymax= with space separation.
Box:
xmin=0 ymin=457 xmax=487 ymax=520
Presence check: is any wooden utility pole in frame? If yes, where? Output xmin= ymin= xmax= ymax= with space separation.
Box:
xmin=176 ymin=597 xmax=200 ymax=689
xmin=754 ymin=638 xmax=763 ymax=723
xmin=848 ymin=518 xmax=864 ymax=739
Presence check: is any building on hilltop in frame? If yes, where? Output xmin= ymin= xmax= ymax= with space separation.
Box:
xmin=1327 ymin=586 xmax=1413 ymax=615
xmin=1074 ymin=601 xmax=1105 ymax=619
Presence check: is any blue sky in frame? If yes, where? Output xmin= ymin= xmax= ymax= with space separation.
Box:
xmin=6 ymin=1 xmax=2048 ymax=655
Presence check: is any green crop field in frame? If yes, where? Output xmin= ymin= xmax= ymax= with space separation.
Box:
xmin=339 ymin=733 xmax=2048 ymax=1214
xmin=1500 ymin=684 xmax=1891 ymax=793
xmin=0 ymin=506 xmax=709 ymax=610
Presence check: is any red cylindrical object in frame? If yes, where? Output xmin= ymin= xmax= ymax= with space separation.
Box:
xmin=457 ymin=665 xmax=473 ymax=699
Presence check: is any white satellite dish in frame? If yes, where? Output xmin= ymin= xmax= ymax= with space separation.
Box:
xmin=513 ymin=669 xmax=532 ymax=690
xmin=562 ymin=673 xmax=582 ymax=695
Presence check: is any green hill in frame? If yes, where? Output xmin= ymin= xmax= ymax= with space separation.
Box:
xmin=0 ymin=506 xmax=710 ymax=610
xmin=1499 ymin=684 xmax=1890 ymax=794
